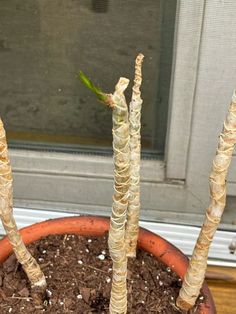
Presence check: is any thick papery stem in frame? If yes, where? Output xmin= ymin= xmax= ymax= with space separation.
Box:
xmin=125 ymin=53 xmax=144 ymax=257
xmin=108 ymin=78 xmax=130 ymax=314
xmin=0 ymin=118 xmax=46 ymax=294
xmin=177 ymin=92 xmax=236 ymax=311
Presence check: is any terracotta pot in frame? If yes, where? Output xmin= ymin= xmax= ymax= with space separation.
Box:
xmin=0 ymin=216 xmax=216 ymax=313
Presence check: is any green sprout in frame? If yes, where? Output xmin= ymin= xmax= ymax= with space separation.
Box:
xmin=78 ymin=71 xmax=110 ymax=104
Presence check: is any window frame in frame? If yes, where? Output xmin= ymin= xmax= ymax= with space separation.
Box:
xmin=8 ymin=0 xmax=236 ymax=229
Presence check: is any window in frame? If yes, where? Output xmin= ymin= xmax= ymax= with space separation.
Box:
xmin=1 ymin=0 xmax=236 ymax=233
xmin=0 ymin=0 xmax=176 ymax=157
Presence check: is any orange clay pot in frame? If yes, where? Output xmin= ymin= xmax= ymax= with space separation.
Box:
xmin=0 ymin=216 xmax=216 ymax=313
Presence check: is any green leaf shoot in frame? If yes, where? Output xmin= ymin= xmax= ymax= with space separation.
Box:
xmin=78 ymin=71 xmax=109 ymax=104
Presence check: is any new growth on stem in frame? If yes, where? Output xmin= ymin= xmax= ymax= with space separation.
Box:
xmin=79 ymin=71 xmax=130 ymax=313
xmin=0 ymin=119 xmax=46 ymax=297
xmin=79 ymin=54 xmax=144 ymax=313
xmin=177 ymin=91 xmax=236 ymax=311
xmin=79 ymin=71 xmax=114 ymax=108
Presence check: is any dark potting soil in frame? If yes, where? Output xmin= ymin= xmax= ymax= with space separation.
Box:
xmin=0 ymin=234 xmax=204 ymax=313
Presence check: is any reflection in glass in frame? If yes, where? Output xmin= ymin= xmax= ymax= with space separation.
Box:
xmin=0 ymin=0 xmax=176 ymax=157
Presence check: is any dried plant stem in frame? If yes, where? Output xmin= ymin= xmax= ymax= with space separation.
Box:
xmin=0 ymin=118 xmax=46 ymax=292
xmin=125 ymin=53 xmax=144 ymax=257
xmin=177 ymin=92 xmax=236 ymax=311
xmin=108 ymin=77 xmax=130 ymax=314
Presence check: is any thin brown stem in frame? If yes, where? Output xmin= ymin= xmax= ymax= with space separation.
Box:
xmin=177 ymin=92 xmax=236 ymax=310
xmin=0 ymin=118 xmax=46 ymax=294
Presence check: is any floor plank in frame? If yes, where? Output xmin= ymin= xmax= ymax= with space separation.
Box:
xmin=206 ymin=265 xmax=236 ymax=314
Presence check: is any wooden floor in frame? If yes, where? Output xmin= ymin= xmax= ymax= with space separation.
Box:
xmin=206 ymin=265 xmax=236 ymax=314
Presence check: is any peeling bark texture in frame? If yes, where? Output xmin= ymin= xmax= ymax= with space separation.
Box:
xmin=108 ymin=78 xmax=130 ymax=314
xmin=125 ymin=53 xmax=144 ymax=257
xmin=0 ymin=118 xmax=46 ymax=292
xmin=177 ymin=92 xmax=236 ymax=311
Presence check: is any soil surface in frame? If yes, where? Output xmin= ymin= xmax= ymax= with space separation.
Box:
xmin=0 ymin=234 xmax=204 ymax=313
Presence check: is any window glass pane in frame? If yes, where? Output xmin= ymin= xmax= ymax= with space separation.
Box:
xmin=0 ymin=0 xmax=176 ymax=157
xmin=224 ymin=196 xmax=236 ymax=226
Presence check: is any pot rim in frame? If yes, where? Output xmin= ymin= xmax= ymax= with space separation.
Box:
xmin=0 ymin=215 xmax=216 ymax=314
